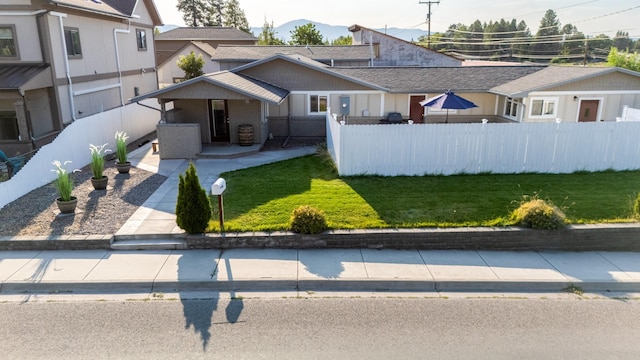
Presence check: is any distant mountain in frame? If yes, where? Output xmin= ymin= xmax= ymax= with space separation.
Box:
xmin=157 ymin=20 xmax=428 ymax=43
xmin=250 ymin=19 xmax=428 ymax=43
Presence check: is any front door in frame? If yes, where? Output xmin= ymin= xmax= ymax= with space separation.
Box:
xmin=209 ymin=100 xmax=230 ymax=142
xmin=578 ymin=100 xmax=599 ymax=122
xmin=409 ymin=95 xmax=425 ymax=123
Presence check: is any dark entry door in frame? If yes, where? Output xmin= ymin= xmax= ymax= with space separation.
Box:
xmin=578 ymin=100 xmax=599 ymax=122
xmin=209 ymin=100 xmax=230 ymax=142
xmin=410 ymin=95 xmax=425 ymax=123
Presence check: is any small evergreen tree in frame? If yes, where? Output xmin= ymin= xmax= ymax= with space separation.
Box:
xmin=177 ymin=51 xmax=205 ymax=80
xmin=257 ymin=19 xmax=285 ymax=45
xmin=223 ymin=0 xmax=250 ymax=33
xmin=176 ymin=162 xmax=212 ymax=234
xmin=289 ymin=23 xmax=324 ymax=45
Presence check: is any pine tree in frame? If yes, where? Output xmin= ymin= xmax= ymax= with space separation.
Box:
xmin=205 ymin=0 xmax=225 ymax=26
xmin=176 ymin=162 xmax=212 ymax=234
xmin=257 ymin=19 xmax=285 ymax=45
xmin=223 ymin=0 xmax=250 ymax=33
xmin=177 ymin=0 xmax=209 ymax=27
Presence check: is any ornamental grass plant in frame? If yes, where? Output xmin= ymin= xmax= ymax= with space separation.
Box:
xmin=51 ymin=160 xmax=76 ymax=201
xmin=89 ymin=143 xmax=110 ymax=179
xmin=115 ymin=131 xmax=129 ymax=164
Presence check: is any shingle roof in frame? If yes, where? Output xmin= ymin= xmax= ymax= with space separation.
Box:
xmin=51 ymin=0 xmax=132 ymax=17
xmin=155 ymin=27 xmax=257 ymax=41
xmin=489 ymin=66 xmax=640 ymax=97
xmin=0 ymin=64 xmax=50 ymax=90
xmin=212 ymin=45 xmax=371 ymax=61
xmin=329 ymin=66 xmax=546 ymax=93
xmin=131 ymin=71 xmax=289 ymax=104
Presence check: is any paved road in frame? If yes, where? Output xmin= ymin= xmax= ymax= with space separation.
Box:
xmin=1 ymin=297 xmax=639 ymax=359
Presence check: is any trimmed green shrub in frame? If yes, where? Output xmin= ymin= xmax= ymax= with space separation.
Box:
xmin=511 ymin=197 xmax=566 ymax=230
xmin=290 ymin=205 xmax=327 ymax=234
xmin=176 ymin=162 xmax=212 ymax=234
xmin=634 ymin=193 xmax=640 ymax=219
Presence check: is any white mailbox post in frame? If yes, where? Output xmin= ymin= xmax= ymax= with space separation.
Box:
xmin=211 ymin=178 xmax=226 ymax=232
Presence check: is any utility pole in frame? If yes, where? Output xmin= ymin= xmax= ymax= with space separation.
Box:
xmin=419 ymin=0 xmax=440 ymax=49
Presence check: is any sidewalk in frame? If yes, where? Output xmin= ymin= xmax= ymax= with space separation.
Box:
xmin=1 ymin=248 xmax=640 ymax=294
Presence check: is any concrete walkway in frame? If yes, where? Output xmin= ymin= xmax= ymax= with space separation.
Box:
xmin=2 ymin=141 xmax=640 ymax=295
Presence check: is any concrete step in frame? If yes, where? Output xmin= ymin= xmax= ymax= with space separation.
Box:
xmin=111 ymin=238 xmax=187 ymax=250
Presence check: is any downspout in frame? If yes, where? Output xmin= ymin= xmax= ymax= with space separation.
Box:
xmin=113 ymin=21 xmax=131 ymax=106
xmin=50 ymin=11 xmax=76 ymax=122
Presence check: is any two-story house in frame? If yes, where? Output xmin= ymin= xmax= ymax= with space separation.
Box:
xmin=0 ymin=0 xmax=162 ymax=156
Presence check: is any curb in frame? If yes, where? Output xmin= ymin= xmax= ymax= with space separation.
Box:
xmin=3 ymin=279 xmax=640 ymax=295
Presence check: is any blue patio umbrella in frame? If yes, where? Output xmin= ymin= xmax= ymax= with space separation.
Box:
xmin=419 ymin=90 xmax=478 ymax=123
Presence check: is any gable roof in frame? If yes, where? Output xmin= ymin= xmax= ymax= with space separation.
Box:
xmin=49 ymin=0 xmax=161 ymax=23
xmin=131 ymin=71 xmax=289 ymax=104
xmin=490 ymin=66 xmax=640 ymax=97
xmin=157 ymin=41 xmax=217 ymax=66
xmin=231 ymin=54 xmax=388 ymax=91
xmin=155 ymin=27 xmax=257 ymax=42
xmin=329 ymin=66 xmax=546 ymax=93
xmin=212 ymin=45 xmax=371 ymax=62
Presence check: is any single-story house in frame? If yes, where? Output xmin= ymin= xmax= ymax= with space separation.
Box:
xmin=132 ymin=53 xmax=640 ymax=158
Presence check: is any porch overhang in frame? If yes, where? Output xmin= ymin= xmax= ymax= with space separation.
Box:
xmin=0 ymin=64 xmax=53 ymax=96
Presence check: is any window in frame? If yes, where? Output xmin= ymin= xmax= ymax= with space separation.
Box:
xmin=136 ymin=29 xmax=147 ymax=51
xmin=309 ymin=95 xmax=327 ymax=113
xmin=504 ymin=97 xmax=521 ymax=119
xmin=529 ymin=97 xmax=557 ymax=118
xmin=64 ymin=27 xmax=82 ymax=57
xmin=0 ymin=25 xmax=17 ymax=58
xmin=0 ymin=112 xmax=19 ymax=140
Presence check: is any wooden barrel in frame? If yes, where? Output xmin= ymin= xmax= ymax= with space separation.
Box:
xmin=238 ymin=124 xmax=254 ymax=146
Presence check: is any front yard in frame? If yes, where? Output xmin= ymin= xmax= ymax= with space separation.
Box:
xmin=208 ymin=154 xmax=640 ymax=232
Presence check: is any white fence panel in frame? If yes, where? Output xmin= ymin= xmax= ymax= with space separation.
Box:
xmin=327 ymin=118 xmax=640 ymax=176
xmin=0 ymin=100 xmax=161 ymax=209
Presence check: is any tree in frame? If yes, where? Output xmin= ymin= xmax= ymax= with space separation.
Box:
xmin=607 ymin=48 xmax=640 ymax=72
xmin=176 ymin=163 xmax=211 ymax=234
xmin=177 ymin=0 xmax=210 ymax=27
xmin=204 ymin=0 xmax=225 ymax=26
xmin=535 ymin=9 xmax=561 ymax=55
xmin=177 ymin=51 xmax=204 ymax=80
xmin=223 ymin=0 xmax=250 ymax=33
xmin=257 ymin=19 xmax=285 ymax=45
xmin=331 ymin=35 xmax=352 ymax=45
xmin=289 ymin=23 xmax=324 ymax=45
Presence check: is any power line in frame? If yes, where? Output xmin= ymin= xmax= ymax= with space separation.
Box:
xmin=419 ymin=0 xmax=440 ymax=48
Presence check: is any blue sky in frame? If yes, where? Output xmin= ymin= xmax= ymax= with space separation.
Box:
xmin=154 ymin=0 xmax=639 ymax=37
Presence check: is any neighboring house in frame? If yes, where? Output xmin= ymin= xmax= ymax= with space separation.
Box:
xmin=0 ymin=0 xmax=161 ymax=156
xmin=348 ymin=24 xmax=461 ymax=67
xmin=157 ymin=41 xmax=217 ymax=87
xmin=155 ymin=26 xmax=256 ymax=85
xmin=132 ymin=52 xmax=640 ymax=158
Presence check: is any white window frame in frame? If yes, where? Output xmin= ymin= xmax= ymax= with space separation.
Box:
xmin=529 ymin=97 xmax=558 ymax=118
xmin=136 ymin=29 xmax=147 ymax=51
xmin=503 ymin=97 xmax=521 ymax=120
xmin=0 ymin=25 xmax=18 ymax=59
xmin=308 ymin=94 xmax=329 ymax=115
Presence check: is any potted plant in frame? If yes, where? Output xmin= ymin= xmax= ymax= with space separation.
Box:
xmin=114 ymin=131 xmax=131 ymax=174
xmin=51 ymin=160 xmax=78 ymax=214
xmin=89 ymin=143 xmax=110 ymax=190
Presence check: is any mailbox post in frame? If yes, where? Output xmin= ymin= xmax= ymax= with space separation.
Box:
xmin=211 ymin=178 xmax=226 ymax=232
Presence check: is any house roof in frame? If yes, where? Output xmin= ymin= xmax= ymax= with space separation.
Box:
xmin=157 ymin=41 xmax=217 ymax=66
xmin=490 ymin=66 xmax=640 ymax=97
xmin=0 ymin=64 xmax=51 ymax=91
xmin=232 ymin=54 xmax=388 ymax=91
xmin=49 ymin=0 xmax=161 ymax=23
xmin=155 ymin=27 xmax=257 ymax=42
xmin=329 ymin=66 xmax=546 ymax=93
xmin=212 ymin=45 xmax=372 ymax=62
xmin=131 ymin=71 xmax=289 ymax=104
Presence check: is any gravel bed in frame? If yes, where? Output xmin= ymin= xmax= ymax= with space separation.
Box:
xmin=0 ymin=161 xmax=166 ymax=237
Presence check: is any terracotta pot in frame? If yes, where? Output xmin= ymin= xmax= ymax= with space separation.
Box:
xmin=116 ymin=161 xmax=131 ymax=174
xmin=91 ymin=176 xmax=108 ymax=190
xmin=56 ymin=197 xmax=77 ymax=214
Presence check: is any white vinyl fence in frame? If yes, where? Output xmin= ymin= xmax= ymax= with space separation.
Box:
xmin=327 ymin=113 xmax=640 ymax=176
xmin=0 ymin=100 xmax=161 ymax=209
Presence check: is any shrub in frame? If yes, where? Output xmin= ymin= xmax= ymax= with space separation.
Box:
xmin=634 ymin=193 xmax=640 ymax=219
xmin=290 ymin=205 xmax=327 ymax=234
xmin=51 ymin=160 xmax=75 ymax=201
xmin=510 ymin=197 xmax=566 ymax=230
xmin=176 ymin=162 xmax=211 ymax=234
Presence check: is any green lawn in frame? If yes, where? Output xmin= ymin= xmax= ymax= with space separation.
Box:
xmin=207 ymin=154 xmax=640 ymax=232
